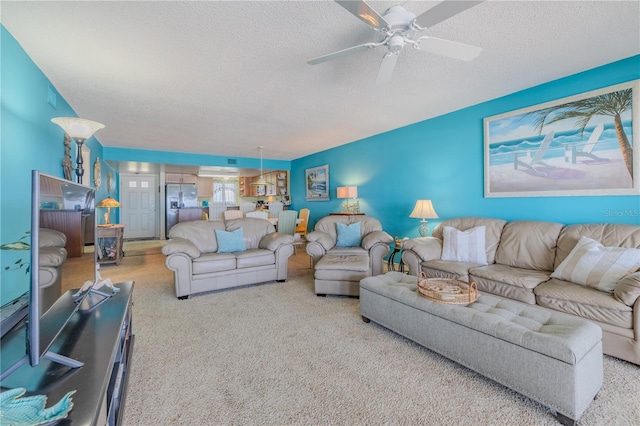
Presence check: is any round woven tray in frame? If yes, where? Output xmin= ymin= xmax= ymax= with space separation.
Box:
xmin=417 ymin=272 xmax=478 ymax=305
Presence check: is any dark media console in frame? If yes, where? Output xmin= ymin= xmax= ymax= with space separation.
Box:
xmin=0 ymin=281 xmax=134 ymax=425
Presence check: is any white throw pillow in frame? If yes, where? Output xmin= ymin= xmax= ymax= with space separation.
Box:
xmin=441 ymin=226 xmax=488 ymax=265
xmin=551 ymin=236 xmax=640 ymax=293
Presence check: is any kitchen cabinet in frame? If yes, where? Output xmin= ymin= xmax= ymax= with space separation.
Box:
xmin=239 ymin=177 xmax=248 ymax=197
xmin=244 ymin=171 xmax=288 ymax=198
xmin=264 ymin=172 xmax=276 ymax=196
xmin=249 ymin=176 xmax=267 ymax=197
xmin=196 ymin=177 xmax=213 ymax=197
xmin=178 ymin=207 xmax=208 ymax=223
xmin=165 ymin=173 xmax=197 ymax=184
xmin=275 ymin=170 xmax=288 ymax=196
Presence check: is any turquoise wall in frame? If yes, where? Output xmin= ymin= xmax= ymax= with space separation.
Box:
xmin=2 ymin=21 xmax=638 ymax=306
xmin=0 ymin=26 xmax=115 ymax=304
xmin=290 ymin=55 xmax=640 ymax=238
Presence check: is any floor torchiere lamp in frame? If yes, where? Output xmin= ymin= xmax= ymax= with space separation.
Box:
xmin=51 ymin=117 xmax=105 ymax=184
xmin=97 ymin=197 xmax=121 ymax=227
xmin=409 ymin=200 xmax=439 ymax=237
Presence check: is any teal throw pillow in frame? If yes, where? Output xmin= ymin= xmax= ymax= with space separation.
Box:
xmin=215 ymin=228 xmax=246 ymax=253
xmin=336 ymin=222 xmax=361 ymax=247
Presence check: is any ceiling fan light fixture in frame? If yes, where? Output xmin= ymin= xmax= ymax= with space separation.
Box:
xmin=358 ymin=13 xmax=379 ymax=27
xmin=308 ymin=0 xmax=484 ymax=85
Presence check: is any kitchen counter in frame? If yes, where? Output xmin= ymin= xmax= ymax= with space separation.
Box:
xmin=178 ymin=207 xmax=208 ymax=223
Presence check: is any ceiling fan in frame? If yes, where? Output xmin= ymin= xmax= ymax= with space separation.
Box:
xmin=308 ymin=0 xmax=484 ymax=85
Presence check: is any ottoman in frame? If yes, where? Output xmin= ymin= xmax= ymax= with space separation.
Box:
xmin=360 ymin=272 xmax=603 ymax=426
xmin=314 ymin=254 xmax=369 ymax=296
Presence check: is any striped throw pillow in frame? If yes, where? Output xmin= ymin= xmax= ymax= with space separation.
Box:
xmin=441 ymin=226 xmax=488 ymax=265
xmin=551 ymin=236 xmax=640 ymax=293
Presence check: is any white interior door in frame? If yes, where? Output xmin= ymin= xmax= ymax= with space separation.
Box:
xmin=121 ymin=174 xmax=158 ymax=239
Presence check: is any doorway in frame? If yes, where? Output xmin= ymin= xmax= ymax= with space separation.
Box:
xmin=120 ymin=174 xmax=158 ymax=239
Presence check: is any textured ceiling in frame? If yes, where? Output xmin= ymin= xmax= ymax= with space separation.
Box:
xmin=2 ymin=1 xmax=639 ymax=164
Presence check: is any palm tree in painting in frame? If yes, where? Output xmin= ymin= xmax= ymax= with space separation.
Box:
xmin=527 ymin=88 xmax=633 ymax=177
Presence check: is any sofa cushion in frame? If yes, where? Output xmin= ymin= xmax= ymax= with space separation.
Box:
xmin=225 ymin=217 xmax=275 ymax=249
xmin=336 ymin=222 xmax=361 ymax=247
xmin=535 ymin=279 xmax=633 ymax=329
xmin=236 ymin=249 xmax=275 ymax=268
xmin=441 ymin=226 xmax=488 ymax=264
xmin=551 ymin=236 xmax=640 ymax=293
xmin=422 ymin=259 xmax=483 ymax=282
xmin=555 ymin=223 xmax=640 ymax=269
xmin=162 ymin=237 xmax=201 ymax=258
xmin=614 ymin=272 xmax=640 ymax=306
xmin=312 ymin=216 xmax=383 ymax=244
xmin=39 ymin=246 xmax=67 ymax=267
xmin=495 ymin=220 xmax=563 ymax=271
xmin=469 ymin=264 xmax=552 ymax=304
xmin=168 ymin=220 xmax=226 ymax=253
xmin=432 ymin=217 xmax=507 ymax=264
xmin=39 ymin=228 xmax=67 ymax=248
xmin=215 ymin=228 xmax=246 ymax=253
xmin=192 ymin=253 xmax=236 ymax=274
xmin=314 ymin=254 xmax=369 ymax=281
xmin=327 ymin=246 xmax=369 ymax=256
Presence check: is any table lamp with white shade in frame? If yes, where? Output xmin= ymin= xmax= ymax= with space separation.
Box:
xmin=409 ymin=200 xmax=439 ymax=237
xmin=337 ymin=186 xmax=359 ymax=213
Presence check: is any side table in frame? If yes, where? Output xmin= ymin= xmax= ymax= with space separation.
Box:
xmin=387 ymin=242 xmax=405 ymax=273
xmin=97 ymin=224 xmax=125 ymax=265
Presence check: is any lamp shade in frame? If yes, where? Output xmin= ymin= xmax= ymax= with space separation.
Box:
xmin=252 ymin=176 xmax=269 ymax=186
xmin=96 ymin=197 xmax=121 ymax=208
xmin=51 ymin=117 xmax=104 ymax=140
xmin=409 ymin=200 xmax=438 ymax=219
xmin=337 ymin=186 xmax=358 ymax=199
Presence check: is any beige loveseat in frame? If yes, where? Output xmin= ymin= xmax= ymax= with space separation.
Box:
xmin=39 ymin=228 xmax=68 ymax=315
xmin=162 ymin=218 xmax=294 ymax=299
xmin=401 ymin=217 xmax=640 ymax=365
xmin=306 ymin=215 xmax=392 ymax=296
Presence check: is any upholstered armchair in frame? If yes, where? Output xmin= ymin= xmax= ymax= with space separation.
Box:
xmin=306 ymin=215 xmax=392 ymax=296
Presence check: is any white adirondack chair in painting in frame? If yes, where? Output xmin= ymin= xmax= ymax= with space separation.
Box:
xmin=514 ymin=131 xmax=554 ymax=177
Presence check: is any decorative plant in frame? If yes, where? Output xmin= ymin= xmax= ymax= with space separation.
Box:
xmin=1 ymin=231 xmax=31 ymax=274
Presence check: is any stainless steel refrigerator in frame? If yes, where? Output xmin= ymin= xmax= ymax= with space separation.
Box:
xmin=166 ymin=184 xmax=197 ymax=236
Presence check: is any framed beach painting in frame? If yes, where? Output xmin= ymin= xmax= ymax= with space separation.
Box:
xmin=305 ymin=165 xmax=330 ymax=201
xmin=484 ymin=80 xmax=639 ymax=198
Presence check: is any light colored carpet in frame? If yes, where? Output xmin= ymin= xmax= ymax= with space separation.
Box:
xmin=122 ymin=239 xmax=165 ymax=256
xmin=99 ymin=241 xmax=639 ymax=426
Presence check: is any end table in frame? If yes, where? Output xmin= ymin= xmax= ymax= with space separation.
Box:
xmin=96 ymin=224 xmax=125 ymax=265
xmin=387 ymin=238 xmax=405 ymax=273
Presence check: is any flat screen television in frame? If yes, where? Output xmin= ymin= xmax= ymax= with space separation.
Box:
xmin=0 ymin=171 xmax=97 ymax=380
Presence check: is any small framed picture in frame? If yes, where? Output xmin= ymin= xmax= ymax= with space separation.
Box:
xmin=305 ymin=165 xmax=329 ymax=201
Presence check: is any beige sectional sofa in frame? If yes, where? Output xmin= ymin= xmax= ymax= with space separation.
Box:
xmin=401 ymin=217 xmax=640 ymax=365
xmin=162 ymin=218 xmax=294 ymax=299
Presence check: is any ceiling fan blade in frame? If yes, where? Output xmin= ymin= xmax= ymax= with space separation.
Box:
xmin=413 ymin=1 xmax=483 ymax=29
xmin=308 ymin=42 xmax=379 ymax=65
xmin=418 ymin=37 xmax=482 ymax=61
xmin=375 ymin=52 xmax=398 ymax=86
xmin=335 ymin=0 xmax=389 ymax=31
